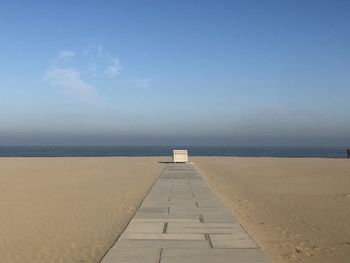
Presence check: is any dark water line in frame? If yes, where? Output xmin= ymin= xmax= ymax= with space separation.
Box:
xmin=0 ymin=146 xmax=347 ymax=158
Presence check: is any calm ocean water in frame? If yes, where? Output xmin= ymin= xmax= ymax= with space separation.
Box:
xmin=0 ymin=146 xmax=347 ymax=158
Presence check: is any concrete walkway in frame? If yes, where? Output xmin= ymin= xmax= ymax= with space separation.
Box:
xmin=101 ymin=163 xmax=271 ymax=263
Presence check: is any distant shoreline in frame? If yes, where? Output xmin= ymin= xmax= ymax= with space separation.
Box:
xmin=0 ymin=155 xmax=346 ymax=159
xmin=0 ymin=146 xmax=347 ymax=158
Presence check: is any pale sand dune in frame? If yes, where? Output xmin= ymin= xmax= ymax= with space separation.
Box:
xmin=0 ymin=157 xmax=167 ymax=263
xmin=193 ymin=157 xmax=350 ymax=263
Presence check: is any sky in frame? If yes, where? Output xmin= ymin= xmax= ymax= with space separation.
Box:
xmin=0 ymin=0 xmax=349 ymax=146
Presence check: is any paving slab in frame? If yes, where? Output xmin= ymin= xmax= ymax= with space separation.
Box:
xmin=131 ymin=218 xmax=201 ymax=223
xmin=125 ymin=222 xmax=164 ymax=233
xmin=116 ymin=240 xmax=210 ymax=249
xmin=121 ymin=233 xmax=206 ymax=240
xmin=160 ymin=248 xmax=270 ymax=263
xmin=167 ymin=222 xmax=246 ymax=234
xmin=209 ymin=233 xmax=258 ymax=248
xmin=100 ymin=163 xmax=271 ymax=263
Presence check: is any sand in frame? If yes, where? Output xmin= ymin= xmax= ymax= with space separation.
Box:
xmin=0 ymin=157 xmax=167 ymax=263
xmin=1 ymin=157 xmax=349 ymax=263
xmin=193 ymin=157 xmax=350 ymax=263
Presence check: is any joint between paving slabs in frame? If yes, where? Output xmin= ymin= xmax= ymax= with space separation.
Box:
xmin=205 ymin=233 xmax=214 ymax=248
xmin=158 ymin=248 xmax=163 ymax=263
xmin=163 ymin=222 xmax=168 ymax=233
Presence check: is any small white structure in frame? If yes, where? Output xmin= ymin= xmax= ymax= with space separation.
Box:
xmin=173 ymin=149 xmax=188 ymax=163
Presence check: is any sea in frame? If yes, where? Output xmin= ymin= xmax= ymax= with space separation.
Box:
xmin=0 ymin=146 xmax=347 ymax=158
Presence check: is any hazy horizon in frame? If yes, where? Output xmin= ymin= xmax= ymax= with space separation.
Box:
xmin=0 ymin=134 xmax=349 ymax=147
xmin=1 ymin=1 xmax=349 ymax=146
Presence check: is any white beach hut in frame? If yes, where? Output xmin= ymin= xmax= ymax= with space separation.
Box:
xmin=172 ymin=149 xmax=188 ymax=163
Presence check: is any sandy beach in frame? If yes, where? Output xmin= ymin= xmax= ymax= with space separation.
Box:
xmin=1 ymin=157 xmax=349 ymax=263
xmin=193 ymin=157 xmax=350 ymax=263
xmin=0 ymin=157 xmax=166 ymax=263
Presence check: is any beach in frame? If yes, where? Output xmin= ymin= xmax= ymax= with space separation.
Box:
xmin=0 ymin=157 xmax=349 ymax=263
xmin=0 ymin=157 xmax=166 ymax=263
xmin=193 ymin=157 xmax=350 ymax=263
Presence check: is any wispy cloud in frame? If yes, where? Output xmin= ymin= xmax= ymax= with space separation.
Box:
xmin=45 ymin=67 xmax=99 ymax=102
xmin=46 ymin=49 xmax=101 ymax=102
xmin=133 ymin=78 xmax=152 ymax=89
xmin=57 ymin=50 xmax=75 ymax=60
xmin=83 ymin=43 xmax=122 ymax=77
xmin=104 ymin=58 xmax=121 ymax=77
xmin=45 ymin=46 xmax=122 ymax=102
xmin=52 ymin=50 xmax=76 ymax=66
xmin=46 ymin=44 xmax=151 ymax=103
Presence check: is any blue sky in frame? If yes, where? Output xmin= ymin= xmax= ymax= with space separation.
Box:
xmin=0 ymin=0 xmax=349 ymax=146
